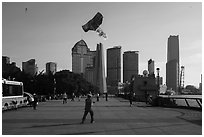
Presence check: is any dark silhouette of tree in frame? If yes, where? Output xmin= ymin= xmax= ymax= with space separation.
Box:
xmin=3 ymin=65 xmax=99 ymax=96
xmin=55 ymin=70 xmax=99 ymax=97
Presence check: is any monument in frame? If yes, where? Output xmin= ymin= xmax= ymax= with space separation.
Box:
xmin=94 ymin=43 xmax=107 ymax=94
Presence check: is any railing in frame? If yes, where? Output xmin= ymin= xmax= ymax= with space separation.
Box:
xmin=158 ymin=95 xmax=202 ymax=109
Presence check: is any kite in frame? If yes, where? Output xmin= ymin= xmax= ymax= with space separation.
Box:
xmin=82 ymin=12 xmax=107 ymax=39
xmin=25 ymin=8 xmax=28 ymax=14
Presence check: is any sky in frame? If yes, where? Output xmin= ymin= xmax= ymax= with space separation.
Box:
xmin=2 ymin=2 xmax=202 ymax=87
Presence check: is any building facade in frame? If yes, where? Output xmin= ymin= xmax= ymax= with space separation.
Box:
xmin=107 ymin=46 xmax=121 ymax=86
xmin=2 ymin=56 xmax=10 ymax=74
xmin=166 ymin=35 xmax=180 ymax=93
xmin=46 ymin=62 xmax=57 ymax=75
xmin=132 ymin=75 xmax=158 ymax=101
xmin=123 ymin=51 xmax=139 ymax=83
xmin=72 ymin=39 xmax=95 ymax=74
xmin=148 ymin=59 xmax=154 ymax=77
xmin=22 ymin=59 xmax=38 ymax=76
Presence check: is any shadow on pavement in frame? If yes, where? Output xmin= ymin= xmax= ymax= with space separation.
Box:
xmin=61 ymin=123 xmax=188 ymax=135
xmin=27 ymin=122 xmax=81 ymax=128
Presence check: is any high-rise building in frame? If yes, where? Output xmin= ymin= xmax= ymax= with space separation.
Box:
xmin=94 ymin=43 xmax=107 ymax=94
xmin=2 ymin=56 xmax=10 ymax=65
xmin=72 ymin=39 xmax=95 ymax=74
xmin=22 ymin=59 xmax=38 ymax=76
xmin=107 ymin=46 xmax=121 ymax=86
xmin=123 ymin=51 xmax=139 ymax=83
xmin=46 ymin=62 xmax=57 ymax=75
xmin=2 ymin=56 xmax=10 ymax=74
xmin=85 ymin=66 xmax=95 ymax=85
xmin=166 ymin=35 xmax=180 ymax=93
xmin=148 ymin=59 xmax=154 ymax=77
xmin=156 ymin=76 xmax=163 ymax=85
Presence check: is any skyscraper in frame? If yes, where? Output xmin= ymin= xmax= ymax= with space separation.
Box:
xmin=22 ymin=59 xmax=38 ymax=76
xmin=2 ymin=56 xmax=10 ymax=74
xmin=107 ymin=46 xmax=121 ymax=86
xmin=94 ymin=43 xmax=107 ymax=94
xmin=72 ymin=39 xmax=95 ymax=74
xmin=148 ymin=59 xmax=154 ymax=77
xmin=46 ymin=62 xmax=57 ymax=75
xmin=123 ymin=51 xmax=139 ymax=83
xmin=166 ymin=35 xmax=180 ymax=93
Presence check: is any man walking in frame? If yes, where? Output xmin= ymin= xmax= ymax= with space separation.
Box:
xmin=81 ymin=94 xmax=94 ymax=124
xmin=62 ymin=92 xmax=67 ymax=104
xmin=33 ymin=93 xmax=38 ymax=110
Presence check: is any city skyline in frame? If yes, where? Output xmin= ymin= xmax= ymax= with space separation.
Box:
xmin=2 ymin=2 xmax=202 ymax=87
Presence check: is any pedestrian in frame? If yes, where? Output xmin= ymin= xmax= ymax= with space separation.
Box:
xmin=81 ymin=94 xmax=95 ymax=124
xmin=78 ymin=93 xmax=81 ymax=101
xmin=97 ymin=93 xmax=99 ymax=101
xmin=33 ymin=93 xmax=38 ymax=110
xmin=62 ymin=92 xmax=67 ymax=104
xmin=145 ymin=92 xmax=149 ymax=104
xmin=147 ymin=95 xmax=153 ymax=104
xmin=105 ymin=93 xmax=108 ymax=101
xmin=71 ymin=92 xmax=75 ymax=101
xmin=129 ymin=92 xmax=133 ymax=107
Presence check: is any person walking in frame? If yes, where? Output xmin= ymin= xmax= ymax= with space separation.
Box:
xmin=71 ymin=92 xmax=75 ymax=101
xmin=62 ymin=92 xmax=68 ymax=104
xmin=129 ymin=92 xmax=133 ymax=107
xmin=96 ymin=93 xmax=100 ymax=101
xmin=81 ymin=94 xmax=95 ymax=124
xmin=33 ymin=93 xmax=38 ymax=110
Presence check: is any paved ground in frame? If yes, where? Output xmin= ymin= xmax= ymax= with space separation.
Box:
xmin=2 ymin=97 xmax=202 ymax=135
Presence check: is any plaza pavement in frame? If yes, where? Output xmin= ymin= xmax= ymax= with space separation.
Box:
xmin=2 ymin=96 xmax=202 ymax=135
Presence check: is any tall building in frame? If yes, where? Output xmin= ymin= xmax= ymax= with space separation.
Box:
xmin=85 ymin=66 xmax=95 ymax=85
xmin=2 ymin=56 xmax=10 ymax=74
xmin=84 ymin=51 xmax=96 ymax=85
xmin=166 ymin=35 xmax=180 ymax=93
xmin=22 ymin=59 xmax=38 ymax=76
xmin=46 ymin=62 xmax=57 ymax=75
xmin=123 ymin=51 xmax=139 ymax=83
xmin=2 ymin=56 xmax=10 ymax=65
xmin=72 ymin=39 xmax=95 ymax=74
xmin=148 ymin=59 xmax=154 ymax=77
xmin=107 ymin=46 xmax=121 ymax=86
xmin=94 ymin=43 xmax=107 ymax=94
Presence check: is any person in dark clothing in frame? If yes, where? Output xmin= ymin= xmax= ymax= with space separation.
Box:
xmin=96 ymin=93 xmax=99 ymax=101
xmin=105 ymin=93 xmax=108 ymax=101
xmin=33 ymin=93 xmax=38 ymax=110
xmin=145 ymin=92 xmax=149 ymax=104
xmin=81 ymin=94 xmax=94 ymax=124
xmin=129 ymin=92 xmax=133 ymax=107
xmin=71 ymin=92 xmax=75 ymax=101
xmin=129 ymin=76 xmax=135 ymax=107
xmin=62 ymin=92 xmax=68 ymax=104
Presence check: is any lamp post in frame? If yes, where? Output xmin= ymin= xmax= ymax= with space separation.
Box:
xmin=156 ymin=68 xmax=160 ymax=96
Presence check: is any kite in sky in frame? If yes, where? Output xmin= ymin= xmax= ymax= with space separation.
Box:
xmin=82 ymin=12 xmax=107 ymax=39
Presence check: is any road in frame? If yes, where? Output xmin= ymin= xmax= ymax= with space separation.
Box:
xmin=2 ymin=97 xmax=202 ymax=135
